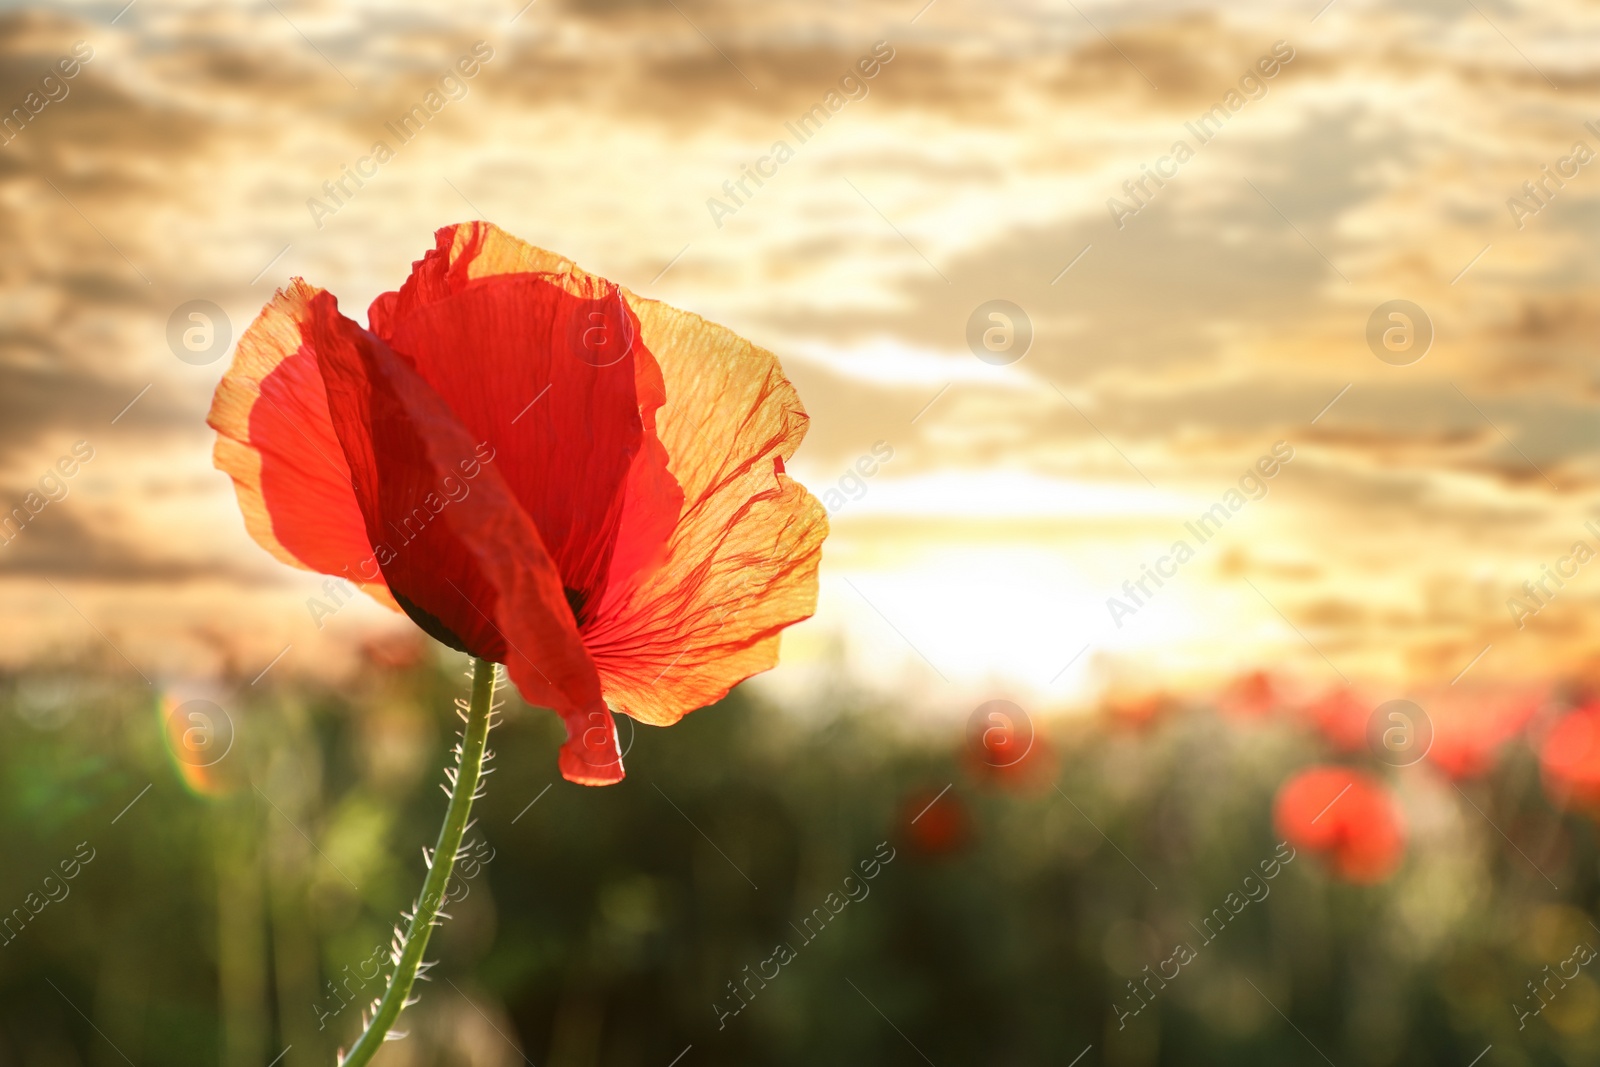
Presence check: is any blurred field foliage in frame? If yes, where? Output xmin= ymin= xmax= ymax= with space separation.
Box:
xmin=1 ymin=651 xmax=1599 ymax=1066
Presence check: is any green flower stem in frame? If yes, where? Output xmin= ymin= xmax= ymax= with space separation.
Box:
xmin=339 ymin=656 xmax=498 ymax=1067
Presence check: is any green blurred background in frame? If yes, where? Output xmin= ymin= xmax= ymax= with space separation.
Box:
xmin=2 ymin=651 xmax=1597 ymax=1066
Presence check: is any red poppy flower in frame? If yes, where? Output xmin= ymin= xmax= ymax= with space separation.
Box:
xmin=1217 ymin=670 xmax=1281 ymax=719
xmin=1103 ymin=691 xmax=1174 ymax=733
xmin=901 ymin=786 xmax=969 ymax=858
xmin=969 ymin=736 xmax=1058 ymax=791
xmin=1540 ymin=702 xmax=1600 ymax=810
xmin=1273 ymin=766 xmax=1405 ymax=884
xmin=208 ymin=222 xmax=827 ymax=785
xmin=1424 ymin=684 xmax=1543 ymax=781
xmin=1300 ymin=687 xmax=1370 ymax=754
xmin=961 ymin=698 xmax=1053 ymax=790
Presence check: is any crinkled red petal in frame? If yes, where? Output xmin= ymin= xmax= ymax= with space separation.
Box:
xmin=307 ymin=291 xmax=623 ymax=784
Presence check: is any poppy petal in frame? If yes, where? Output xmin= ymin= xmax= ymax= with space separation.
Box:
xmin=306 ymin=293 xmax=623 ymax=784
xmin=582 ymin=298 xmax=828 ymax=725
xmin=1541 ymin=703 xmax=1600 ymax=810
xmin=1274 ymin=766 xmax=1404 ymax=884
xmin=369 ymin=222 xmax=685 ymax=620
xmin=206 ymin=280 xmax=394 ymax=609
xmin=380 ymin=276 xmax=661 ymax=616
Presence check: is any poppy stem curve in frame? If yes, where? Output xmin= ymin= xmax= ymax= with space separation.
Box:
xmin=338 ymin=655 xmax=498 ymax=1067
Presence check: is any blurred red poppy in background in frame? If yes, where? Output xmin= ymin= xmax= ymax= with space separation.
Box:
xmin=965 ymin=732 xmax=1057 ymax=792
xmin=1423 ymin=684 xmax=1543 ymax=780
xmin=1102 ymin=691 xmax=1174 ymax=733
xmin=1301 ymin=687 xmax=1371 ymax=753
xmin=901 ymin=786 xmax=970 ymax=858
xmin=358 ymin=631 xmax=429 ymax=673
xmin=1540 ymin=702 xmax=1600 ymax=810
xmin=1217 ymin=670 xmax=1282 ymax=719
xmin=209 ymin=222 xmax=827 ymax=785
xmin=1274 ymin=766 xmax=1405 ymax=884
xmin=963 ymin=698 xmax=1056 ymax=791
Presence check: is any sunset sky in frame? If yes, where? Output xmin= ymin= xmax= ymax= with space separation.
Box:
xmin=3 ymin=0 xmax=1598 ymax=713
